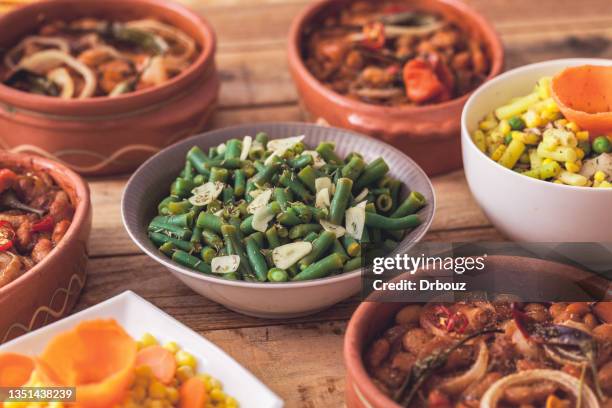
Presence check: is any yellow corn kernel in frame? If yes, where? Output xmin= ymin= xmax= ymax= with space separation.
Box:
xmin=542 ymin=158 xmax=554 ymax=165
xmin=498 ymin=119 xmax=511 ymax=135
xmin=210 ymin=388 xmax=225 ymax=401
xmin=554 ymin=119 xmax=568 ymax=127
xmin=576 ymin=131 xmax=590 ymax=141
xmin=566 ymin=121 xmax=580 ymax=132
xmin=522 ymin=110 xmax=541 ymax=128
xmin=163 ymin=341 xmax=180 ymax=354
xmin=541 ymin=109 xmax=561 ymax=122
xmin=491 ymin=144 xmax=506 ymax=161
xmin=565 ymin=161 xmax=580 ymax=173
xmin=512 ymin=131 xmax=540 ymax=145
xmin=175 ymin=350 xmax=197 ymax=369
xmin=176 ymin=365 xmax=194 ymax=382
xmin=140 ymin=333 xmax=158 ymax=348
xmin=576 ymin=148 xmax=585 ymax=160
xmin=166 ymin=387 xmax=179 ymax=404
xmin=472 ymin=129 xmax=486 ymax=152
xmin=148 ymin=381 xmax=166 ymax=399
xmin=479 ymin=120 xmax=498 ymax=131
xmin=595 ymin=171 xmax=607 ymax=183
xmin=537 ymin=77 xmax=552 ymax=99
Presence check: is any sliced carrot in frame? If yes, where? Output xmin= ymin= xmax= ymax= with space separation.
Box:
xmin=36 ymin=319 xmax=137 ymax=408
xmin=552 ymin=65 xmax=612 ymax=136
xmin=403 ymin=59 xmax=445 ymax=104
xmin=0 ymin=353 xmax=34 ymax=387
xmin=179 ymin=377 xmax=208 ymax=408
xmin=135 ymin=345 xmax=176 ymax=384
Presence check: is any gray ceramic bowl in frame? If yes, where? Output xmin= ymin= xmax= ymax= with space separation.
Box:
xmin=122 ymin=123 xmax=435 ymax=318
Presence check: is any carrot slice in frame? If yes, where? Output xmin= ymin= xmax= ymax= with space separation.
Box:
xmin=36 ymin=319 xmax=137 ymax=408
xmin=403 ymin=59 xmax=445 ymax=104
xmin=179 ymin=377 xmax=208 ymax=408
xmin=135 ymin=345 xmax=177 ymax=384
xmin=0 ymin=353 xmax=34 ymax=387
xmin=552 ymin=65 xmax=612 ymax=135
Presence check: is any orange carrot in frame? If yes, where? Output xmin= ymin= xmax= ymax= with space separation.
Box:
xmin=135 ymin=345 xmax=177 ymax=384
xmin=179 ymin=377 xmax=208 ymax=408
xmin=0 ymin=353 xmax=34 ymax=387
xmin=403 ymin=59 xmax=445 ymax=104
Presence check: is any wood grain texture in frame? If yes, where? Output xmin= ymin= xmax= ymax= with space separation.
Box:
xmin=75 ymin=1 xmax=609 ymax=406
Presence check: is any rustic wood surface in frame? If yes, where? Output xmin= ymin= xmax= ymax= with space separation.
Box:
xmin=70 ymin=0 xmax=612 ymax=406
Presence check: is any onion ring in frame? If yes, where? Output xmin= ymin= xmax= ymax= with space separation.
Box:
xmin=125 ymin=19 xmax=196 ymax=65
xmin=4 ymin=36 xmax=70 ymax=69
xmin=439 ymin=341 xmax=488 ymax=395
xmin=47 ymin=68 xmax=74 ymax=99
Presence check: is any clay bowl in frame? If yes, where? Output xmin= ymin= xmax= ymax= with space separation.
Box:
xmin=0 ymin=152 xmax=92 ymax=344
xmin=288 ymin=0 xmax=504 ymax=176
xmin=0 ymin=0 xmax=219 ymax=176
xmin=344 ymin=255 xmax=612 ymax=407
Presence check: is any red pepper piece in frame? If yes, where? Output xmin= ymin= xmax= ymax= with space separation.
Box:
xmin=447 ymin=312 xmax=468 ymax=334
xmin=361 ymin=22 xmax=385 ymax=50
xmin=31 ymin=215 xmax=55 ymax=233
xmin=0 ymin=220 xmax=15 ymax=251
xmin=402 ymin=58 xmax=446 ymax=103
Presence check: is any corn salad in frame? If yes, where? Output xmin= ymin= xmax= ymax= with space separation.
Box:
xmin=473 ymin=76 xmax=612 ymax=188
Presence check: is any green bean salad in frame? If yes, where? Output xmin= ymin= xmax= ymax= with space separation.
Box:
xmin=148 ymin=133 xmax=428 ymax=282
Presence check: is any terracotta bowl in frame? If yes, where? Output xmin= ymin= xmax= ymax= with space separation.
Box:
xmin=0 ymin=0 xmax=219 ymax=176
xmin=343 ymin=255 xmax=612 ymax=407
xmin=287 ymin=0 xmax=504 ymax=176
xmin=0 ymin=151 xmax=92 ymax=344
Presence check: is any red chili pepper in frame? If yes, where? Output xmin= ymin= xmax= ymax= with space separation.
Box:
xmin=446 ymin=312 xmax=468 ymax=334
xmin=31 ymin=215 xmax=54 ymax=233
xmin=361 ymin=22 xmax=385 ymax=50
xmin=0 ymin=221 xmax=15 ymax=251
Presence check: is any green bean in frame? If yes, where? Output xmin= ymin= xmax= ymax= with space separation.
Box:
xmin=200 ymin=246 xmax=216 ymax=263
xmin=159 ymin=242 xmax=175 ymax=256
xmin=248 ymin=146 xmax=265 ymax=161
xmin=267 ymin=267 xmax=288 ymax=282
xmin=293 ymin=253 xmax=344 ymax=281
xmin=193 ymin=174 xmax=206 ymax=186
xmin=274 ymin=187 xmax=290 ymax=210
xmin=354 ymin=158 xmax=389 ymax=192
xmin=255 ymin=131 xmax=268 ymax=147
xmin=303 ymin=231 xmax=319 ymax=242
xmin=234 ymin=169 xmax=246 ymax=197
xmin=299 ymin=231 xmax=335 ymax=270
xmin=225 ymin=139 xmax=241 ymax=160
xmin=245 ymin=181 xmax=257 ymax=202
xmin=365 ymin=203 xmax=382 ymax=243
xmin=279 ymin=171 xmax=313 ymax=202
xmin=344 ymin=152 xmax=363 ymax=163
xmin=187 ymin=146 xmax=211 ymax=176
xmin=388 ymin=179 xmax=402 ymax=214
xmin=149 ymin=232 xmax=194 ymax=252
xmin=158 ymin=196 xmax=179 ymax=213
xmin=365 ymin=213 xmax=422 ymax=230
xmin=265 ymin=226 xmax=282 ymax=249
xmin=210 ymin=167 xmax=229 ymax=183
xmin=288 ymin=223 xmax=322 ymax=239
xmin=277 ymin=225 xmax=289 ymax=238
xmin=248 ymin=231 xmax=265 ymax=248
xmin=172 ymin=250 xmax=211 ymax=274
xmin=341 ymin=156 xmax=366 ymax=181
xmin=171 ymin=178 xmax=194 ymax=198
xmin=196 ymin=212 xmax=223 ymax=233
xmin=242 ymin=162 xmax=256 ymax=178
xmin=207 ymin=200 xmax=223 ymax=214
xmin=222 ymin=186 xmax=234 ymax=204
xmin=291 ymin=203 xmax=312 ymax=223
xmin=391 ymin=191 xmax=427 ymax=218
xmin=287 ymin=154 xmax=313 ymax=169
xmin=229 ymin=216 xmax=244 ymax=239
xmin=343 ymin=257 xmax=362 ymax=272
xmin=152 ymin=213 xmax=193 ymax=228
xmin=183 ymin=160 xmax=194 ymax=181
xmin=221 ymin=224 xmax=256 ymax=280
xmin=297 ymin=166 xmax=317 ymax=193
xmin=382 ymin=238 xmax=399 ymax=252
xmin=245 ymin=236 xmax=268 ymax=282
xmin=329 ymin=178 xmax=353 ymax=225
xmin=240 ymin=215 xmax=255 ymax=235
xmin=252 ymin=162 xmax=279 ymax=186
xmin=342 ymin=235 xmax=361 ymax=257
xmin=167 ymin=200 xmax=192 ymax=215
xmin=332 ymin=239 xmax=349 ymax=260
xmin=223 ymin=272 xmax=239 ymax=280
xmin=315 ymin=142 xmax=342 ymax=165
xmin=308 ymin=206 xmax=329 ymax=221
xmin=190 ymin=225 xmax=203 ymax=245
xmin=277 ymin=208 xmax=302 ymax=226
xmin=148 ymin=219 xmax=191 ymax=241
xmin=376 ymin=194 xmax=393 ymax=213
xmin=201 ymin=229 xmax=223 ymax=250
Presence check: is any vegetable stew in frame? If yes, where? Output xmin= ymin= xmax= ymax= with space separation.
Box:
xmin=302 ymin=1 xmax=489 ymax=106
xmin=0 ymin=166 xmax=74 ymax=289
xmin=1 ymin=17 xmax=199 ymax=98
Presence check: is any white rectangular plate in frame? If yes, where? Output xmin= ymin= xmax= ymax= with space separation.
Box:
xmin=0 ymin=291 xmax=283 ymax=408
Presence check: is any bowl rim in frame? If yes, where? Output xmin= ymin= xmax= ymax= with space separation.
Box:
xmin=461 ymin=57 xmax=612 ymax=194
xmin=0 ymin=0 xmax=216 ymax=113
xmin=343 ymin=254 xmax=611 ymax=407
xmin=287 ymin=0 xmax=504 ymax=116
xmin=121 ymin=121 xmax=436 ymax=289
xmin=0 ymin=151 xmax=91 ymax=296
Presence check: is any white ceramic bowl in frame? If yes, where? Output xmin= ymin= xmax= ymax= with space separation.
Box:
xmin=122 ymin=123 xmax=435 ymax=318
xmin=461 ymin=58 xmax=612 ymax=242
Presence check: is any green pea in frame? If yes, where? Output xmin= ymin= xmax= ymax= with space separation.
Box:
xmin=508 ymin=116 xmax=526 ymax=131
xmin=504 ymin=134 xmax=513 ymax=145
xmin=593 ymin=136 xmax=612 ymax=154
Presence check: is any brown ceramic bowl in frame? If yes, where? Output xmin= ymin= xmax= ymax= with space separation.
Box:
xmin=0 ymin=152 xmax=92 ymax=343
xmin=0 ymin=0 xmax=219 ymax=176
xmin=288 ymin=0 xmax=504 ymax=176
xmin=343 ymin=255 xmax=612 ymax=407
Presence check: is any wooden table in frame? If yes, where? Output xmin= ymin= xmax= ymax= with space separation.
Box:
xmin=74 ymin=1 xmax=612 ymax=406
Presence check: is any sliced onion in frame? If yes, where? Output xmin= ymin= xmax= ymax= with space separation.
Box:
xmin=47 ymin=68 xmax=74 ymax=99
xmin=126 ymin=19 xmax=196 ymax=65
xmin=4 ymin=36 xmax=70 ymax=69
xmin=439 ymin=341 xmax=488 ymax=395
xmin=511 ymin=324 xmax=540 ymax=360
xmin=18 ymin=50 xmax=96 ymax=98
xmin=141 ymin=55 xmax=168 ymax=86
xmin=77 ymin=45 xmax=122 ymax=67
xmin=480 ymin=369 xmax=599 ymax=408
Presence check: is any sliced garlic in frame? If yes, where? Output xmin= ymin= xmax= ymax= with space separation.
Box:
xmin=303 ymin=150 xmax=326 ymax=169
xmin=240 ymin=135 xmax=252 ymax=160
xmin=252 ymin=204 xmax=276 ymax=232
xmin=189 ymin=181 xmax=224 ymax=206
xmin=354 ymin=188 xmax=369 ymax=203
xmin=315 ymin=177 xmax=332 ymax=193
xmin=211 ymin=255 xmax=240 ymax=274
xmin=345 ymin=201 xmax=367 ymax=240
xmin=264 ymin=150 xmax=280 ymax=166
xmin=315 ymin=188 xmax=331 ymax=209
xmin=320 ymin=219 xmax=345 ymax=238
xmin=272 ymin=241 xmax=313 ymax=270
xmin=216 ymin=143 xmax=226 ymax=155
xmin=267 ymin=135 xmax=304 ymax=152
xmin=247 ymin=189 xmax=272 ymax=214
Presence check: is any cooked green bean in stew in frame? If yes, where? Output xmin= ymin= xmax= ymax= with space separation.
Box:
xmin=148 ymin=133 xmax=428 ymax=282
